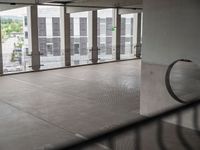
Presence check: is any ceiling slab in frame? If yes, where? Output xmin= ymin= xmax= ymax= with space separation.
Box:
xmin=0 ymin=0 xmax=142 ymax=12
xmin=0 ymin=4 xmax=26 ymax=11
xmin=0 ymin=0 xmax=36 ymax=4
xmin=44 ymin=0 xmax=142 ymax=8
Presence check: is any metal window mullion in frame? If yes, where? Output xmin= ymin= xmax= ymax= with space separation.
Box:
xmin=0 ymin=17 xmax=3 ymax=75
xmin=136 ymin=13 xmax=142 ymax=58
xmin=113 ymin=9 xmax=121 ymax=61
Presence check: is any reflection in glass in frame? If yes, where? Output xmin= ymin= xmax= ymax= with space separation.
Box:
xmin=38 ymin=6 xmax=64 ymax=69
xmin=97 ymin=9 xmax=115 ymax=62
xmin=70 ymin=11 xmax=91 ymax=66
xmin=120 ymin=13 xmax=137 ymax=60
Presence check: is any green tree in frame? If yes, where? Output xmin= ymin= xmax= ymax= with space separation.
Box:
xmin=1 ymin=18 xmax=23 ymax=41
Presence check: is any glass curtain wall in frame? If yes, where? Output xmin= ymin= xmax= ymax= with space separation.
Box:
xmin=97 ymin=9 xmax=115 ymax=62
xmin=38 ymin=6 xmax=64 ymax=69
xmin=70 ymin=11 xmax=91 ymax=66
xmin=0 ymin=7 xmax=32 ymax=74
xmin=120 ymin=13 xmax=137 ymax=60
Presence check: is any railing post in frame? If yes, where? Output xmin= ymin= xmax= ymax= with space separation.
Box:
xmin=108 ymin=137 xmax=115 ymax=150
xmin=157 ymin=120 xmax=167 ymax=150
xmin=134 ymin=129 xmax=141 ymax=150
xmin=193 ymin=106 xmax=200 ymax=136
xmin=176 ymin=112 xmax=193 ymax=150
xmin=51 ymin=99 xmax=200 ymax=150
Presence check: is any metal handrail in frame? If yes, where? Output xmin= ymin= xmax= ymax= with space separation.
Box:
xmin=53 ymin=99 xmax=200 ymax=150
xmin=51 ymin=59 xmax=200 ymax=150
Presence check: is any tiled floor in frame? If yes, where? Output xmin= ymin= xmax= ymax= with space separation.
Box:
xmin=0 ymin=60 xmax=141 ymax=150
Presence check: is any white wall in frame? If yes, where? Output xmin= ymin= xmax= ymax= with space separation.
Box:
xmin=141 ymin=0 xmax=200 ymax=129
xmin=142 ymin=0 xmax=200 ymax=65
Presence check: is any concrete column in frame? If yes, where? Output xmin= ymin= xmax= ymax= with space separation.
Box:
xmin=61 ymin=6 xmax=71 ymax=66
xmin=112 ymin=9 xmax=121 ymax=61
xmin=28 ymin=5 xmax=40 ymax=71
xmin=88 ymin=11 xmax=98 ymax=64
xmin=136 ymin=13 xmax=142 ymax=58
xmin=0 ymin=17 xmax=3 ymax=75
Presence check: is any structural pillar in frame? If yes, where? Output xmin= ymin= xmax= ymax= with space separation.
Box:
xmin=61 ymin=6 xmax=71 ymax=66
xmin=88 ymin=11 xmax=98 ymax=64
xmin=112 ymin=9 xmax=121 ymax=61
xmin=136 ymin=13 xmax=142 ymax=58
xmin=28 ymin=6 xmax=40 ymax=71
xmin=0 ymin=17 xmax=3 ymax=75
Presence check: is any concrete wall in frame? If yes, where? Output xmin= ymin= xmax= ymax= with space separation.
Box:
xmin=141 ymin=0 xmax=200 ymax=129
xmin=142 ymin=0 xmax=200 ymax=65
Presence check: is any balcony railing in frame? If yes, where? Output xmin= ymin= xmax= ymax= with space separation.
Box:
xmin=51 ymin=59 xmax=200 ymax=150
xmin=51 ymin=99 xmax=200 ymax=150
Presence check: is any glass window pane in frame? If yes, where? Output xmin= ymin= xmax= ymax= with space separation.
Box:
xmin=70 ymin=11 xmax=91 ymax=66
xmin=38 ymin=6 xmax=64 ymax=69
xmin=0 ymin=7 xmax=32 ymax=74
xmin=97 ymin=9 xmax=115 ymax=62
xmin=120 ymin=13 xmax=137 ymax=60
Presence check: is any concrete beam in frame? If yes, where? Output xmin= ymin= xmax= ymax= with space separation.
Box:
xmin=64 ymin=0 xmax=142 ymax=8
xmin=118 ymin=8 xmax=142 ymax=14
xmin=0 ymin=0 xmax=36 ymax=3
xmin=0 ymin=4 xmax=26 ymax=11
xmin=66 ymin=6 xmax=99 ymax=13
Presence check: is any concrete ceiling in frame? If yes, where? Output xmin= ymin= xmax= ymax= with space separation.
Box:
xmin=0 ymin=0 xmax=36 ymax=4
xmin=0 ymin=0 xmax=142 ymax=7
xmin=46 ymin=0 xmax=142 ymax=8
xmin=0 ymin=0 xmax=36 ymax=11
xmin=0 ymin=4 xmax=23 ymax=11
xmin=0 ymin=0 xmax=142 ymax=11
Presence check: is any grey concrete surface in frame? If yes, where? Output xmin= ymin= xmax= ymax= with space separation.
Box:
xmin=141 ymin=0 xmax=200 ymax=129
xmin=0 ymin=60 xmax=199 ymax=150
xmin=170 ymin=61 xmax=200 ymax=101
xmin=141 ymin=62 xmax=200 ymax=129
xmin=142 ymin=0 xmax=200 ymax=65
xmin=0 ymin=60 xmax=141 ymax=150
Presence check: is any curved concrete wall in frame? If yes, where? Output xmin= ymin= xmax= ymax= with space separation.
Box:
xmin=141 ymin=0 xmax=200 ymax=129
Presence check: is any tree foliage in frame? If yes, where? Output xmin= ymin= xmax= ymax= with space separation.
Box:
xmin=1 ymin=18 xmax=23 ymax=40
